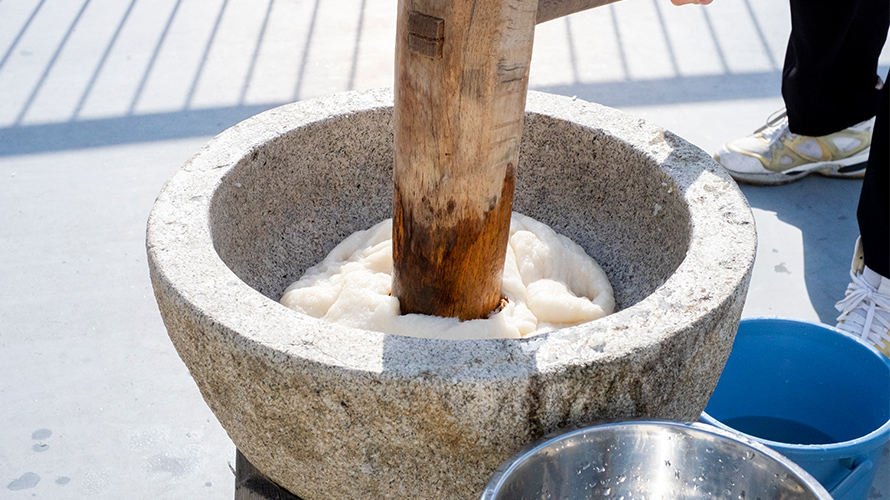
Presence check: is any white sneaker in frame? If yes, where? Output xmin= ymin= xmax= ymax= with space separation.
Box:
xmin=714 ymin=110 xmax=873 ymax=186
xmin=835 ymin=238 xmax=890 ymax=357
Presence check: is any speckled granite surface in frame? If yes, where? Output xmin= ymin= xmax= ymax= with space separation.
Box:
xmin=146 ymin=89 xmax=756 ymax=499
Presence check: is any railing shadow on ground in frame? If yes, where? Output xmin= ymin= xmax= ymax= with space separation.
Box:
xmin=0 ymin=0 xmax=799 ymax=157
xmin=0 ymin=69 xmax=786 ymax=157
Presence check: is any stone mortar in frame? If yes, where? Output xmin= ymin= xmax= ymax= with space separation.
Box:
xmin=147 ymin=89 xmax=756 ymax=499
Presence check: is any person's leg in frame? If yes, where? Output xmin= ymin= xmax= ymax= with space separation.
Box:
xmin=714 ymin=0 xmax=889 ymax=185
xmin=857 ymin=74 xmax=889 ymax=278
xmin=783 ymin=0 xmax=888 ymax=136
xmin=835 ymin=73 xmax=889 ymax=356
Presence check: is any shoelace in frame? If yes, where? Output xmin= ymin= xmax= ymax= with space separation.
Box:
xmin=835 ymin=270 xmax=890 ymax=347
xmin=754 ymin=109 xmax=793 ymax=146
xmin=754 ymin=108 xmax=788 ymax=134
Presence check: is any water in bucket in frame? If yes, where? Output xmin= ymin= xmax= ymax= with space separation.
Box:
xmin=702 ymin=317 xmax=890 ymax=500
xmin=721 ymin=416 xmax=837 ymax=445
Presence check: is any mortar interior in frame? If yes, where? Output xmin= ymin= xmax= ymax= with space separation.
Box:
xmin=209 ymin=108 xmax=690 ymax=317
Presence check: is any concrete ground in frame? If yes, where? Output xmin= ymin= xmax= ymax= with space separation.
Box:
xmin=0 ymin=0 xmax=887 ymax=498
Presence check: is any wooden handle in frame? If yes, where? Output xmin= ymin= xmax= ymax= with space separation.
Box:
xmin=392 ymin=0 xmax=538 ymax=320
xmin=536 ymin=0 xmax=620 ymax=24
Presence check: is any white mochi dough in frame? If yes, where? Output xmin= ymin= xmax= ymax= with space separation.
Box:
xmin=280 ymin=212 xmax=614 ymax=340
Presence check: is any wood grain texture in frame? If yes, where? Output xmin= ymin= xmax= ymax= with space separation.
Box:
xmin=392 ymin=0 xmax=538 ymax=320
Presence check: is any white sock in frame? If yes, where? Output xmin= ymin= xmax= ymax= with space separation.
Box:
xmin=861 ymin=265 xmax=890 ymax=295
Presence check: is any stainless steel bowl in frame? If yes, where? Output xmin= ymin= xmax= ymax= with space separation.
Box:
xmin=481 ymin=421 xmax=831 ymax=500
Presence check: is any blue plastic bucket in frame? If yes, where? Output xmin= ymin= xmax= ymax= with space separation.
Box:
xmin=701 ymin=317 xmax=890 ymax=500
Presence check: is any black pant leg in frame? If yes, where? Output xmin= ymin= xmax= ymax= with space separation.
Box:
xmin=858 ymin=75 xmax=889 ymax=278
xmin=783 ymin=0 xmax=889 ymax=136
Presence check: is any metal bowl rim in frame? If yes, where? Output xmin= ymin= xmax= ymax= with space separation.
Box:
xmin=479 ymin=420 xmax=833 ymax=500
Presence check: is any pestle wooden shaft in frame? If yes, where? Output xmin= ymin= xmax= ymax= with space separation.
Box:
xmin=392 ymin=0 xmax=538 ymax=320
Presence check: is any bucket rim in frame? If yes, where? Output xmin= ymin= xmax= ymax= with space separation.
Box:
xmin=703 ymin=316 xmax=890 ymax=457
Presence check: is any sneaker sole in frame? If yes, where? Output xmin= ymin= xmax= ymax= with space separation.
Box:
xmin=723 ymin=149 xmax=869 ymax=186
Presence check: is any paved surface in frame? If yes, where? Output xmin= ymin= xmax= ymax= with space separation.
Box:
xmin=1 ymin=0 xmax=887 ymax=498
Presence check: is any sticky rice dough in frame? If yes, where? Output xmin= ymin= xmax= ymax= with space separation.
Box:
xmin=280 ymin=212 xmax=614 ymax=340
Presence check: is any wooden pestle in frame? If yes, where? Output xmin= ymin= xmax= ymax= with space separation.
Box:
xmin=392 ymin=0 xmax=617 ymax=320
